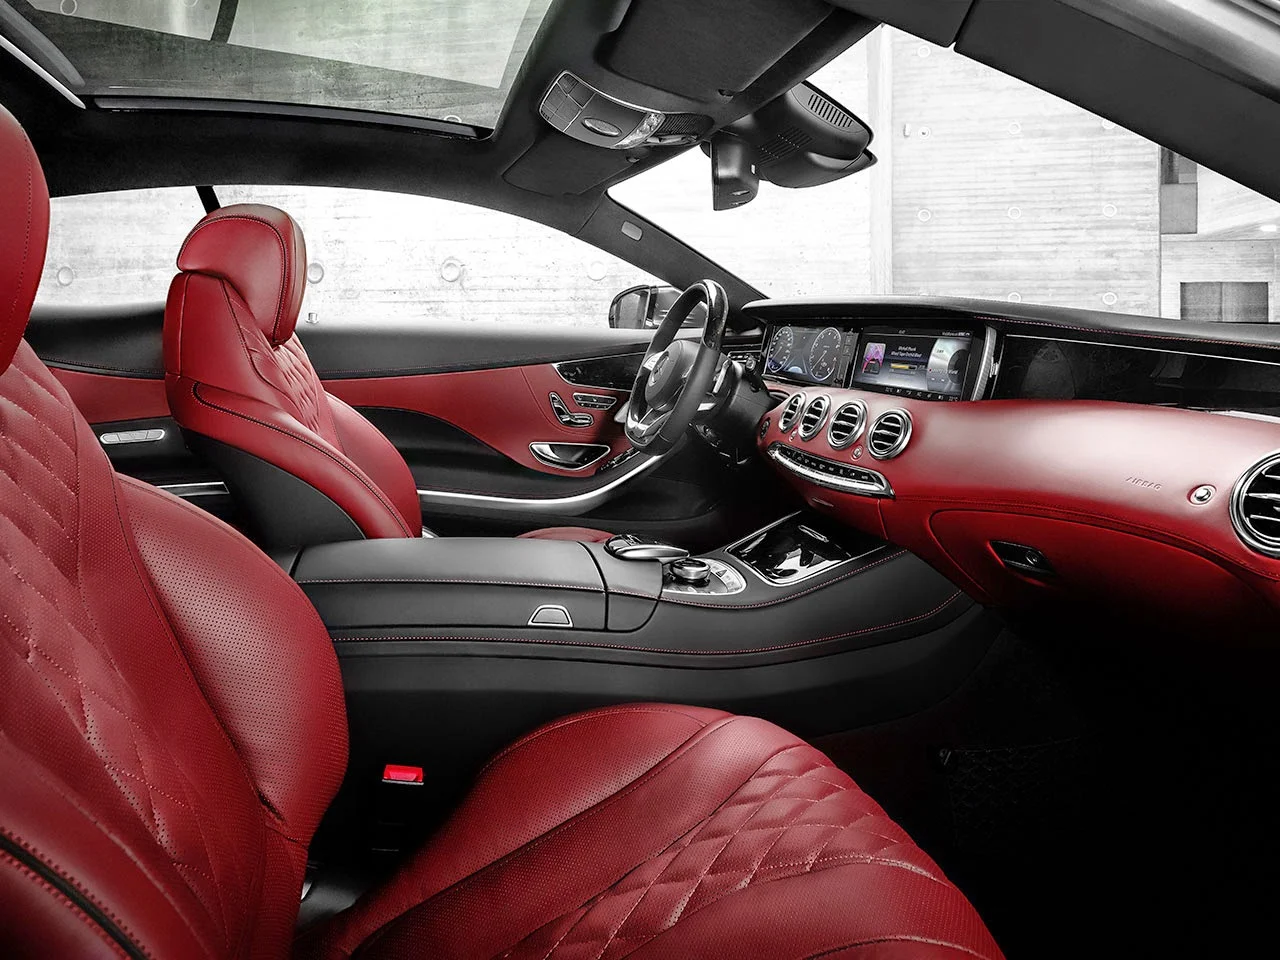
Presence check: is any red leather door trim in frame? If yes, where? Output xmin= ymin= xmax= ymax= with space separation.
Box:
xmin=324 ymin=364 xmax=631 ymax=477
xmin=47 ymin=369 xmax=169 ymax=423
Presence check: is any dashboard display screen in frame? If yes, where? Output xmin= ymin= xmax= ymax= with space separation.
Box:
xmin=764 ymin=325 xmax=859 ymax=386
xmin=852 ymin=328 xmax=972 ymax=400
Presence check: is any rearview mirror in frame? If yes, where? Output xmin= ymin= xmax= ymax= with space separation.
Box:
xmin=609 ymin=285 xmax=708 ymax=330
xmin=705 ymin=80 xmax=876 ymax=209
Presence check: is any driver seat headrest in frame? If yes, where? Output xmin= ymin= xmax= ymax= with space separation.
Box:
xmin=176 ymin=204 xmax=308 ymax=346
xmin=0 ymin=105 xmax=51 ymax=372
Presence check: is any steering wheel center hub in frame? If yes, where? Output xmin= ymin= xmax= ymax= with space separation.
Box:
xmin=644 ymin=340 xmax=696 ymax=411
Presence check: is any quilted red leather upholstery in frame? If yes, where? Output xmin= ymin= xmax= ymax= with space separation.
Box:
xmin=164 ymin=206 xmax=422 ymax=540
xmin=1 ymin=106 xmax=999 ymax=959
xmin=163 ymin=204 xmax=610 ymax=545
xmin=306 ymin=706 xmax=1003 ymax=960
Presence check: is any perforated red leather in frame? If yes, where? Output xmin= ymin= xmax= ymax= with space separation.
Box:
xmin=307 ymin=707 xmax=1003 ymax=960
xmin=0 ymin=342 xmax=348 ymax=959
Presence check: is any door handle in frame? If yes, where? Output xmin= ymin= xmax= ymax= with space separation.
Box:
xmin=530 ymin=442 xmax=611 ymax=471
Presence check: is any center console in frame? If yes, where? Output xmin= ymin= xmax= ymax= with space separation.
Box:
xmin=291 ymin=513 xmax=996 ymax=861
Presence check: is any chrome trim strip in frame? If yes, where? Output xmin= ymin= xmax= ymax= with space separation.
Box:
xmin=0 ymin=34 xmax=85 ymax=108
xmin=767 ymin=445 xmax=895 ymax=498
xmin=157 ymin=481 xmax=229 ymax=498
xmin=416 ymin=451 xmax=666 ymax=516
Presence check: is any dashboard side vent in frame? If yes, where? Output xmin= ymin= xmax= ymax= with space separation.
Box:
xmin=777 ymin=393 xmax=805 ymax=432
xmin=1232 ymin=454 xmax=1280 ymax=557
xmin=827 ymin=401 xmax=867 ymax=450
xmin=798 ymin=395 xmax=831 ymax=440
xmin=868 ymin=410 xmax=912 ymax=460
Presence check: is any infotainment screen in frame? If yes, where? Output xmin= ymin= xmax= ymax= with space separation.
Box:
xmin=852 ymin=328 xmax=973 ymax=400
xmin=764 ymin=325 xmax=860 ymax=387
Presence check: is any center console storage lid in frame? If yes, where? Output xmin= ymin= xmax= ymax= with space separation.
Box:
xmin=293 ymin=537 xmax=607 ymax=631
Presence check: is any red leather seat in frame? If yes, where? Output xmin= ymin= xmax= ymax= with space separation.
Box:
xmin=162 ymin=202 xmax=611 ymax=547
xmin=0 ymin=106 xmax=1002 ymax=960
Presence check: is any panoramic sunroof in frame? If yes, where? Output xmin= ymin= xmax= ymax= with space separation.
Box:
xmin=4 ymin=0 xmax=554 ymax=129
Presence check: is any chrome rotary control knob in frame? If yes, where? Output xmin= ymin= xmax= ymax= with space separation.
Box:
xmin=669 ymin=557 xmax=712 ymax=586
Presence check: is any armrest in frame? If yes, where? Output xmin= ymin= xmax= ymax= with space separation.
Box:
xmin=293 ymin=537 xmax=609 ymax=631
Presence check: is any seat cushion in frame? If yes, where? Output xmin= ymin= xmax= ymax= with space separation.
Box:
xmin=306 ymin=705 xmax=1003 ymax=960
xmin=519 ymin=526 xmax=615 ymax=543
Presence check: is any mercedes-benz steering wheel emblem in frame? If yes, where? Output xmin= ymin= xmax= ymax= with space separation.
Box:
xmin=651 ymin=353 xmax=669 ymax=382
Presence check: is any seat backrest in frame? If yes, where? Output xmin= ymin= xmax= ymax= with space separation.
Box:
xmin=0 ymin=106 xmax=348 ymax=960
xmin=164 ymin=204 xmax=422 ymax=546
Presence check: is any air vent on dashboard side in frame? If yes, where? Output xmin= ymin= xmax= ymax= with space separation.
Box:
xmin=1231 ymin=454 xmax=1280 ymax=557
xmin=868 ymin=410 xmax=912 ymax=460
xmin=798 ymin=395 xmax=831 ymax=440
xmin=827 ymin=400 xmax=867 ymax=450
xmin=777 ymin=393 xmax=805 ymax=432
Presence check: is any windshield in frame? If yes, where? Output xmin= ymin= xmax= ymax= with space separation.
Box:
xmin=612 ymin=26 xmax=1280 ymax=322
xmin=3 ymin=0 xmax=553 ymax=127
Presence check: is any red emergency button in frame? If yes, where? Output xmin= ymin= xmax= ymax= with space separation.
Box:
xmin=382 ymin=764 xmax=424 ymax=785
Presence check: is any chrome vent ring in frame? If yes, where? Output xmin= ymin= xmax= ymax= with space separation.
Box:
xmin=827 ymin=400 xmax=867 ymax=450
xmin=798 ymin=395 xmax=831 ymax=440
xmin=868 ymin=410 xmax=913 ymax=460
xmin=1231 ymin=453 xmax=1280 ymax=557
xmin=777 ymin=393 xmax=806 ymax=432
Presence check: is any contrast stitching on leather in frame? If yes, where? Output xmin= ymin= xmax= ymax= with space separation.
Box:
xmin=805 ymin=934 xmax=996 ymax=959
xmin=620 ymin=550 xmax=909 ymax=609
xmin=479 ymin=705 xmax=718 ymax=776
xmin=330 ymin=590 xmax=967 ymax=655
xmin=190 ymin=384 xmax=414 ymax=536
xmin=351 ymin=716 xmax=757 ymax=957
xmin=178 ymin=213 xmax=290 ymax=342
xmin=297 ymin=577 xmax=604 ymax=592
xmin=0 ymin=845 xmax=139 ymax=959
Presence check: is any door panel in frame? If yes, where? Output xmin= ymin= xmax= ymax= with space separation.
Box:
xmin=323 ymin=364 xmax=632 ymax=478
xmin=25 ymin=303 xmax=776 ymax=548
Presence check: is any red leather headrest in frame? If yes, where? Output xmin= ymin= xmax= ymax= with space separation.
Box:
xmin=176 ymin=204 xmax=307 ymax=346
xmin=0 ymin=105 xmax=50 ymax=372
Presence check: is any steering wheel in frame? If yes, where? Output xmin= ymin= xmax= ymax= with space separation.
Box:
xmin=624 ymin=279 xmax=729 ymax=455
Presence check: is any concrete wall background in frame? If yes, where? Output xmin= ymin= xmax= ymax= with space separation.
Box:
xmin=33 ymin=26 xmax=1280 ymax=326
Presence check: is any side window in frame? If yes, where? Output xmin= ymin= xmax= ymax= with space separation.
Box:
xmin=217 ymin=185 xmax=662 ymax=327
xmin=36 ymin=187 xmax=207 ymax=306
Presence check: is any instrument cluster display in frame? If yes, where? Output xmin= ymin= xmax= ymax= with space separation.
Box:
xmin=764 ymin=325 xmax=859 ymax=386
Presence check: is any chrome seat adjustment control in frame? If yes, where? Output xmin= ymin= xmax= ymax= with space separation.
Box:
xmin=605 ymin=535 xmax=690 ymax=562
xmin=549 ymin=392 xmax=594 ymax=428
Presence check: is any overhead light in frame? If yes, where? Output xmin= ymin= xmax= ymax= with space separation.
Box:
xmin=1261 ymin=223 xmax=1279 ymax=233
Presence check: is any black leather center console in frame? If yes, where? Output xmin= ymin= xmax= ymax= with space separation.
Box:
xmin=291 ymin=537 xmax=662 ymax=633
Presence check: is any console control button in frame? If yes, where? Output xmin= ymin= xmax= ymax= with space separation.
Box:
xmin=669 ymin=558 xmax=712 ymax=585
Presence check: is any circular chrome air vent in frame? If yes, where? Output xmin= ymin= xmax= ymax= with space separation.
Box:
xmin=827 ymin=400 xmax=867 ymax=450
xmin=868 ymin=410 xmax=913 ymax=460
xmin=1231 ymin=453 xmax=1280 ymax=557
xmin=777 ymin=393 xmax=805 ymax=432
xmin=798 ymin=395 xmax=831 ymax=440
